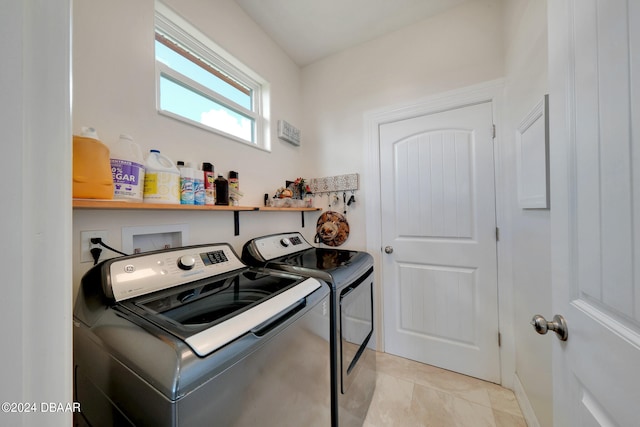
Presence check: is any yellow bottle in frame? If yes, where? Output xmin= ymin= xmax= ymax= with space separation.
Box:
xmin=72 ymin=127 xmax=114 ymax=199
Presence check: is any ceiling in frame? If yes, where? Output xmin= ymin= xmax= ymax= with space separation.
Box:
xmin=234 ymin=0 xmax=476 ymax=66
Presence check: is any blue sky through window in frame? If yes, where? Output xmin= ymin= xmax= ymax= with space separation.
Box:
xmin=156 ymin=41 xmax=251 ymax=109
xmin=159 ymin=75 xmax=253 ymax=142
xmin=156 ymin=40 xmax=254 ymax=142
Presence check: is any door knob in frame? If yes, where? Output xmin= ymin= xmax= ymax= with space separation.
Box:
xmin=531 ymin=314 xmax=568 ymax=341
xmin=384 ymin=246 xmax=394 ymax=254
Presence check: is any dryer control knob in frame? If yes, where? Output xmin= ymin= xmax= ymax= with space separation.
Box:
xmin=280 ymin=238 xmax=291 ymax=247
xmin=178 ymin=255 xmax=196 ymax=270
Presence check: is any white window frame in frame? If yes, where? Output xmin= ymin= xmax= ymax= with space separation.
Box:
xmin=154 ymin=2 xmax=270 ymax=151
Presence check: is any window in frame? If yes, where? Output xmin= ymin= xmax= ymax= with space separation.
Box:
xmin=155 ymin=2 xmax=269 ymax=150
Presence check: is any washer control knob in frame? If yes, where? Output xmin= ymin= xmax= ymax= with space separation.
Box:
xmin=177 ymin=255 xmax=196 ymax=270
xmin=280 ymin=238 xmax=291 ymax=247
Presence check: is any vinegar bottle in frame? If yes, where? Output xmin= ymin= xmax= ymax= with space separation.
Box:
xmin=110 ymin=134 xmax=145 ymax=202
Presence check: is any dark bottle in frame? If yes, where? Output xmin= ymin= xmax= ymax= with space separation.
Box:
xmin=214 ymin=174 xmax=229 ymax=205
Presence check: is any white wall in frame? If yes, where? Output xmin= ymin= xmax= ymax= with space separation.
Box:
xmin=299 ymin=0 xmax=504 ymax=351
xmin=72 ymin=0 xmax=315 ymax=297
xmin=501 ymin=1 xmax=552 ymax=426
xmin=299 ymin=0 xmax=510 ymax=401
xmin=0 ymin=0 xmax=72 ymax=426
xmin=301 ymin=1 xmax=552 ymax=425
xmin=300 ymin=0 xmax=505 ymax=251
xmin=70 ymin=2 xmax=553 ymax=426
xmin=73 ymin=0 xmax=304 ymax=186
xmin=72 ymin=0 xmax=507 ymax=299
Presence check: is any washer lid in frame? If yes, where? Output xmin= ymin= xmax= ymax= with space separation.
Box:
xmin=280 ymin=247 xmax=360 ymax=271
xmin=273 ymin=248 xmax=373 ymax=287
xmin=120 ymin=270 xmax=321 ymax=356
xmin=184 ymin=277 xmax=321 ymax=356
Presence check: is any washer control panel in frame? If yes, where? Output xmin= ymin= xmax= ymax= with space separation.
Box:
xmin=107 ymin=244 xmax=245 ymax=301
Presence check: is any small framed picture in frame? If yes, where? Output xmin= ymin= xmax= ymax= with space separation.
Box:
xmin=278 ymin=120 xmax=301 ymax=146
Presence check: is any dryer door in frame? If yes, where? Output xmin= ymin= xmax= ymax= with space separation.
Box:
xmin=339 ymin=267 xmax=374 ymax=393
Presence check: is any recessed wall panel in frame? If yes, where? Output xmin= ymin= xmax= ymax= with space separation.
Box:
xmin=398 ymin=263 xmax=476 ymax=345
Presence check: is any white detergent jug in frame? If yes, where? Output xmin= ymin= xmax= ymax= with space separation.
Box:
xmin=143 ymin=150 xmax=180 ymax=204
xmin=110 ymin=134 xmax=145 ymax=202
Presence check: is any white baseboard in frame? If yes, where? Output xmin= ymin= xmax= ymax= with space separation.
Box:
xmin=512 ymin=373 xmax=541 ymax=427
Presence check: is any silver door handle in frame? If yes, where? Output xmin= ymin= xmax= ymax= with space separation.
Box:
xmin=531 ymin=314 xmax=568 ymax=341
xmin=384 ymin=246 xmax=394 ymax=254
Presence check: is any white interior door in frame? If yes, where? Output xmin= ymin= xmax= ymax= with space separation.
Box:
xmin=380 ymin=101 xmax=500 ymax=383
xmin=549 ymin=1 xmax=640 ymax=425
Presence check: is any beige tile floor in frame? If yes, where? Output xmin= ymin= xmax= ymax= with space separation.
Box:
xmin=364 ymin=352 xmax=527 ymax=427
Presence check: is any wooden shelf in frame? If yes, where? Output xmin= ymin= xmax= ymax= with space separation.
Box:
xmin=72 ymin=199 xmax=258 ymax=211
xmin=72 ymin=199 xmax=322 ymax=234
xmin=257 ymin=206 xmax=321 ymax=212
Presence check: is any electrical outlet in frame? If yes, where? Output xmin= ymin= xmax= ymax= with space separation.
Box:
xmin=80 ymin=230 xmax=109 ymax=263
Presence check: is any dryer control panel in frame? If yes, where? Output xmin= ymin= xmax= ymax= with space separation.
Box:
xmin=244 ymin=232 xmax=313 ymax=262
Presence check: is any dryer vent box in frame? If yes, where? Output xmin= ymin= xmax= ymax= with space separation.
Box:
xmin=122 ymin=224 xmax=189 ymax=254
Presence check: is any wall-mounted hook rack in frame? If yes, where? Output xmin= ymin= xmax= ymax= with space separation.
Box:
xmin=308 ymin=173 xmax=359 ymax=194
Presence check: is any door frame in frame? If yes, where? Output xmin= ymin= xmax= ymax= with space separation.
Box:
xmin=363 ymin=78 xmax=516 ymax=387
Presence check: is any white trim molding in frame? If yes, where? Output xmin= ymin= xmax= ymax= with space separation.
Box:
xmin=513 ymin=373 xmax=542 ymax=427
